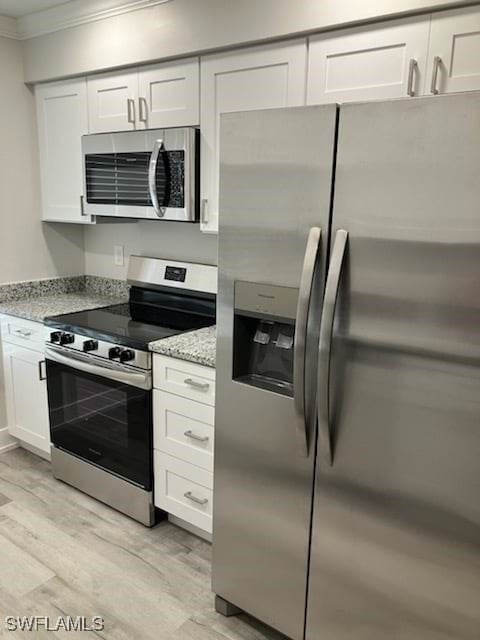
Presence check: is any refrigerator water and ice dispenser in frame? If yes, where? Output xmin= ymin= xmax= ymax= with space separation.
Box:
xmin=232 ymin=281 xmax=298 ymax=397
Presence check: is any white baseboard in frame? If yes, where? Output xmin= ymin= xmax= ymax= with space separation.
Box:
xmin=0 ymin=427 xmax=18 ymax=454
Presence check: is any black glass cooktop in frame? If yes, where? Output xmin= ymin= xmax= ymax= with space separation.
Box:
xmin=45 ymin=287 xmax=216 ymax=351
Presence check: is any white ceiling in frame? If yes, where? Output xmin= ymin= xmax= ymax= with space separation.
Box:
xmin=0 ymin=0 xmax=72 ymax=18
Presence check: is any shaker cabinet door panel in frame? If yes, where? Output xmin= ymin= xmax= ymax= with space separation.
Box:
xmin=3 ymin=344 xmax=50 ymax=456
xmin=36 ymin=79 xmax=92 ymax=223
xmin=137 ymin=58 xmax=200 ymax=128
xmin=307 ymin=17 xmax=430 ymax=104
xmin=426 ymin=6 xmax=480 ymax=95
xmin=87 ymin=70 xmax=139 ymax=133
xmin=200 ymin=40 xmax=307 ymax=233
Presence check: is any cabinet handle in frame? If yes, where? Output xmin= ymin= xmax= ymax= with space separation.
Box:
xmin=127 ymin=98 xmax=136 ymax=125
xmin=38 ymin=360 xmax=46 ymax=381
xmin=139 ymin=97 xmax=148 ymax=123
xmin=430 ymin=56 xmax=442 ymax=95
xmin=14 ymin=328 xmax=32 ymax=338
xmin=407 ymin=58 xmax=418 ymax=97
xmin=184 ymin=491 xmax=208 ymax=506
xmin=184 ymin=430 xmax=209 ymax=443
xmin=201 ymin=198 xmax=208 ymax=225
xmin=184 ymin=377 xmax=210 ymax=391
xmin=80 ymin=194 xmax=88 ymax=216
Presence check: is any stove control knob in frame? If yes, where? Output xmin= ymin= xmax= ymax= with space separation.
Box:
xmin=119 ymin=349 xmax=135 ymax=363
xmin=59 ymin=333 xmax=75 ymax=346
xmin=83 ymin=340 xmax=98 ymax=352
xmin=108 ymin=347 xmax=122 ymax=360
xmin=50 ymin=331 xmax=62 ymax=344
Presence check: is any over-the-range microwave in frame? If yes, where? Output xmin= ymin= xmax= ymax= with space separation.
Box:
xmin=81 ymin=127 xmax=199 ymax=221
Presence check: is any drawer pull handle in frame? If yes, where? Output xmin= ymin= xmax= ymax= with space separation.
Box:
xmin=14 ymin=329 xmax=32 ymax=337
xmin=184 ymin=491 xmax=208 ymax=506
xmin=184 ymin=377 xmax=210 ymax=391
xmin=184 ymin=430 xmax=209 ymax=443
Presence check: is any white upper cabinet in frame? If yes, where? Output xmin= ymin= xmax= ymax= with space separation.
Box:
xmin=307 ymin=17 xmax=431 ymax=105
xmin=137 ymin=58 xmax=199 ymax=128
xmin=87 ymin=69 xmax=139 ymax=133
xmin=36 ymin=78 xmax=92 ymax=223
xmin=87 ymin=59 xmax=199 ymax=133
xmin=426 ymin=6 xmax=480 ymax=95
xmin=200 ymin=40 xmax=307 ymax=233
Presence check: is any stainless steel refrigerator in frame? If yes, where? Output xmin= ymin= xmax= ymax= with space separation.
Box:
xmin=212 ymin=93 xmax=480 ymax=640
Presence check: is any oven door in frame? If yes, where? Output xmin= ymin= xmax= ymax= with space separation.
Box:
xmin=45 ymin=345 xmax=153 ymax=490
xmin=82 ymin=127 xmax=197 ymax=222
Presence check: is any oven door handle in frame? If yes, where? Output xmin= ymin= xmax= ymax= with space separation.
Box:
xmin=45 ymin=345 xmax=152 ymax=391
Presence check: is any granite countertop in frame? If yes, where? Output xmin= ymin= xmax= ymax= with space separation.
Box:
xmin=0 ymin=292 xmax=127 ymax=323
xmin=149 ymin=325 xmax=216 ymax=368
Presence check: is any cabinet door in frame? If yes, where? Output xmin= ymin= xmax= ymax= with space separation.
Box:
xmin=3 ymin=344 xmax=50 ymax=456
xmin=137 ymin=58 xmax=199 ymax=128
xmin=87 ymin=70 xmax=139 ymax=133
xmin=427 ymin=6 xmax=480 ymax=95
xmin=307 ymin=17 xmax=430 ymax=105
xmin=36 ymin=79 xmax=92 ymax=223
xmin=200 ymin=40 xmax=307 ymax=233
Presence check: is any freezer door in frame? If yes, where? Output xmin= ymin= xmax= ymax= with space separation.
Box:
xmin=307 ymin=93 xmax=480 ymax=640
xmin=213 ymin=105 xmax=337 ymax=640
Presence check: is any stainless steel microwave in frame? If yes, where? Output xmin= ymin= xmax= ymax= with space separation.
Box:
xmin=81 ymin=127 xmax=199 ymax=221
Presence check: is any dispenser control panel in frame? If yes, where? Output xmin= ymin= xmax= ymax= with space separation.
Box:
xmin=234 ymin=281 xmax=298 ymax=320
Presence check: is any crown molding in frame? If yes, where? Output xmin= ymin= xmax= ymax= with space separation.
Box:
xmin=0 ymin=15 xmax=19 ymax=39
xmin=15 ymin=0 xmax=173 ymax=40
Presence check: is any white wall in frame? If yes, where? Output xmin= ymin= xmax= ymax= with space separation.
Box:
xmin=0 ymin=36 xmax=84 ymax=284
xmin=23 ymin=0 xmax=471 ymax=82
xmin=84 ymin=222 xmax=217 ymax=279
xmin=0 ymin=35 xmax=84 ymax=437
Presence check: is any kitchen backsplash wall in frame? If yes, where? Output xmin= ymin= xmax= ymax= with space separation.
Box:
xmin=0 ymin=36 xmax=84 ymax=286
xmin=83 ymin=221 xmax=218 ymax=279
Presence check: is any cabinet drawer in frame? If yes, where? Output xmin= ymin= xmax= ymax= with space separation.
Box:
xmin=1 ymin=317 xmax=47 ymax=350
xmin=154 ymin=390 xmax=214 ymax=471
xmin=153 ymin=355 xmax=215 ymax=405
xmin=154 ymin=451 xmax=213 ymax=533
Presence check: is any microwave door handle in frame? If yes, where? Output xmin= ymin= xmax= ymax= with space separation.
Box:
xmin=149 ymin=139 xmax=165 ymax=218
xmin=317 ymin=229 xmax=348 ymax=467
xmin=293 ymin=226 xmax=322 ymax=457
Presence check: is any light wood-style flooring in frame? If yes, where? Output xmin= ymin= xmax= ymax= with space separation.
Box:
xmin=0 ymin=448 xmax=284 ymax=639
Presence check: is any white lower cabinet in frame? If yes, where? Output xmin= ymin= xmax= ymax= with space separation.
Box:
xmin=154 ymin=451 xmax=213 ymax=533
xmin=154 ymin=390 xmax=214 ymax=471
xmin=153 ymin=355 xmax=215 ymax=536
xmin=1 ymin=318 xmax=50 ymax=458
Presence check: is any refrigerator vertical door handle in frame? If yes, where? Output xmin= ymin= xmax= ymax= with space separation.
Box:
xmin=293 ymin=226 xmax=322 ymax=457
xmin=317 ymin=229 xmax=348 ymax=466
xmin=149 ymin=139 xmax=166 ymax=217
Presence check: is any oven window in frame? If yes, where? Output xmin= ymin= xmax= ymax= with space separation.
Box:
xmin=46 ymin=359 xmax=152 ymax=489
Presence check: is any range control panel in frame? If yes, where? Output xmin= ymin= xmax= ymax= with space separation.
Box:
xmin=47 ymin=331 xmax=151 ymax=370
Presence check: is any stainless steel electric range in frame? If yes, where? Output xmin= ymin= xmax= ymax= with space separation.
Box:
xmin=44 ymin=256 xmax=217 ymax=526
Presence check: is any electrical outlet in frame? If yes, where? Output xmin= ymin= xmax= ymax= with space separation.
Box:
xmin=114 ymin=245 xmax=124 ymax=266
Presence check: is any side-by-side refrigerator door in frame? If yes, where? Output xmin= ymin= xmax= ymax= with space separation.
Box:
xmin=307 ymin=93 xmax=480 ymax=640
xmin=213 ymin=105 xmax=338 ymax=640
